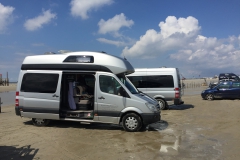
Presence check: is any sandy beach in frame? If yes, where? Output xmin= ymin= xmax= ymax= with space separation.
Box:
xmin=0 ymin=83 xmax=17 ymax=93
xmin=1 ymin=80 xmax=239 ymax=159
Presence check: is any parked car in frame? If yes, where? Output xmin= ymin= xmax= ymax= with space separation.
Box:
xmin=201 ymin=81 xmax=240 ymax=100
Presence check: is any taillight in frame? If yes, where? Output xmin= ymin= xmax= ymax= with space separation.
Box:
xmin=174 ymin=88 xmax=179 ymax=98
xmin=15 ymin=91 xmax=19 ymax=107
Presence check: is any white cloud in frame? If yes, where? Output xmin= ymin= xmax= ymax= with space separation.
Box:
xmin=159 ymin=16 xmax=200 ymax=38
xmin=24 ymin=10 xmax=56 ymax=31
xmin=0 ymin=3 xmax=15 ymax=33
xmin=97 ymin=38 xmax=127 ymax=47
xmin=98 ymin=13 xmax=134 ymax=36
xmin=122 ymin=16 xmax=200 ymax=58
xmin=70 ymin=0 xmax=113 ymax=19
xmin=121 ymin=16 xmax=240 ymax=77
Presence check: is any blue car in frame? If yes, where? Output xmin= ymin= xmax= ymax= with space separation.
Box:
xmin=201 ymin=81 xmax=240 ymax=100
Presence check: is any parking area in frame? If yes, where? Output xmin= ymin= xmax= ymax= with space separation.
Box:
xmin=0 ymin=93 xmax=240 ymax=159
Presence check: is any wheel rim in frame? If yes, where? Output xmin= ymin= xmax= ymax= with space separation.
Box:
xmin=158 ymin=101 xmax=164 ymax=109
xmin=125 ymin=117 xmax=138 ymax=130
xmin=35 ymin=118 xmax=45 ymax=125
xmin=206 ymin=94 xmax=213 ymax=100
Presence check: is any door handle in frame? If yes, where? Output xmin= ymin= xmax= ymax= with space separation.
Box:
xmin=98 ymin=96 xmax=105 ymax=99
xmin=52 ymin=94 xmax=59 ymax=97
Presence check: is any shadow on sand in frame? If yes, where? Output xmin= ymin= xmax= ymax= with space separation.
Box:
xmin=168 ymin=104 xmax=194 ymax=110
xmin=23 ymin=119 xmax=169 ymax=132
xmin=0 ymin=145 xmax=38 ymax=160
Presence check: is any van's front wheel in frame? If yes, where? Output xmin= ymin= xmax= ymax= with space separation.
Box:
xmin=122 ymin=113 xmax=142 ymax=132
xmin=32 ymin=118 xmax=50 ymax=126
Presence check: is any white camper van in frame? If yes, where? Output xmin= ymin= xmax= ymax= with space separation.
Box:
xmin=15 ymin=51 xmax=160 ymax=132
xmin=127 ymin=68 xmax=184 ymax=110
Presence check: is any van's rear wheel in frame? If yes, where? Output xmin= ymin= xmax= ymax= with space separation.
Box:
xmin=32 ymin=118 xmax=50 ymax=126
xmin=122 ymin=113 xmax=142 ymax=132
xmin=157 ymin=99 xmax=167 ymax=110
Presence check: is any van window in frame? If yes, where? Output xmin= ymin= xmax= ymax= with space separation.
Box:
xmin=99 ymin=75 xmax=121 ymax=95
xmin=147 ymin=75 xmax=174 ymax=88
xmin=127 ymin=76 xmax=147 ymax=88
xmin=21 ymin=73 xmax=59 ymax=93
xmin=128 ymin=75 xmax=174 ymax=88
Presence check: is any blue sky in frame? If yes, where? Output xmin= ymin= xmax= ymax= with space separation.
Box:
xmin=0 ymin=0 xmax=240 ymax=81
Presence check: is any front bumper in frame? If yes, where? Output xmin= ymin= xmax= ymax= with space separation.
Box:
xmin=141 ymin=112 xmax=161 ymax=125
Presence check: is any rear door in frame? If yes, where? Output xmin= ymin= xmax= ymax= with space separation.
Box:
xmin=20 ymin=71 xmax=62 ymax=119
xmin=230 ymin=82 xmax=240 ymax=98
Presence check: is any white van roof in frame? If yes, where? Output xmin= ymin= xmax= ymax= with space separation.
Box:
xmin=21 ymin=51 xmax=134 ymax=75
xmin=134 ymin=68 xmax=178 ymax=72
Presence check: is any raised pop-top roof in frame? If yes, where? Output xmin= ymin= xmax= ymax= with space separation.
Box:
xmin=21 ymin=51 xmax=134 ymax=75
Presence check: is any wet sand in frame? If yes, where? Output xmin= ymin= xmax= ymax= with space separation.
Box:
xmin=1 ymin=80 xmax=240 ymax=159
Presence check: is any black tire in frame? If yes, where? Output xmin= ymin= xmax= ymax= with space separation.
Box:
xmin=205 ymin=94 xmax=214 ymax=101
xmin=157 ymin=98 xmax=167 ymax=110
xmin=122 ymin=113 xmax=142 ymax=132
xmin=32 ymin=118 xmax=50 ymax=127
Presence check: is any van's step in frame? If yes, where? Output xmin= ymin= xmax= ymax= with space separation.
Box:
xmin=61 ymin=110 xmax=94 ymax=119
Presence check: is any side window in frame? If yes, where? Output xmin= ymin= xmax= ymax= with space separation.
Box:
xmin=99 ymin=75 xmax=121 ymax=96
xmin=218 ymin=82 xmax=230 ymax=89
xmin=232 ymin=82 xmax=240 ymax=88
xmin=21 ymin=73 xmax=59 ymax=93
xmin=127 ymin=76 xmax=147 ymax=88
xmin=146 ymin=75 xmax=174 ymax=88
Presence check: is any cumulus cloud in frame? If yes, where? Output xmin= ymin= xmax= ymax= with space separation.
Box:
xmin=0 ymin=3 xmax=15 ymax=33
xmin=98 ymin=13 xmax=134 ymax=36
xmin=170 ymin=35 xmax=240 ymax=70
xmin=122 ymin=16 xmax=200 ymax=58
xmin=121 ymin=16 xmax=240 ymax=76
xmin=97 ymin=38 xmax=127 ymax=47
xmin=70 ymin=0 xmax=113 ymax=19
xmin=24 ymin=10 xmax=56 ymax=31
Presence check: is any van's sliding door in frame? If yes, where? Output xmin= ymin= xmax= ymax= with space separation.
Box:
xmin=21 ymin=71 xmax=62 ymax=119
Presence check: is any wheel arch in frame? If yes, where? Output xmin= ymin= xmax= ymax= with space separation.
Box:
xmin=119 ymin=108 xmax=143 ymax=124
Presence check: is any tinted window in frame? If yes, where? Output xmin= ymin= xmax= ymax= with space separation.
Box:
xmin=147 ymin=75 xmax=174 ymax=88
xmin=127 ymin=76 xmax=147 ymax=88
xmin=128 ymin=75 xmax=174 ymax=88
xmin=21 ymin=73 xmax=59 ymax=93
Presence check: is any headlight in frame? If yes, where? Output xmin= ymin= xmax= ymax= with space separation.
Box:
xmin=202 ymin=90 xmax=205 ymax=93
xmin=145 ymin=103 xmax=158 ymax=112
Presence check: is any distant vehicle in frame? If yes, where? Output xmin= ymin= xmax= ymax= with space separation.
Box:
xmin=127 ymin=68 xmax=184 ymax=110
xmin=208 ymin=73 xmax=240 ymax=89
xmin=219 ymin=73 xmax=240 ymax=82
xmin=201 ymin=81 xmax=240 ymax=100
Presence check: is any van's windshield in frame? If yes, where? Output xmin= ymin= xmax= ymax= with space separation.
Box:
xmin=117 ymin=74 xmax=139 ymax=94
